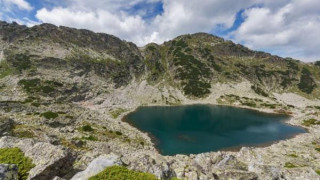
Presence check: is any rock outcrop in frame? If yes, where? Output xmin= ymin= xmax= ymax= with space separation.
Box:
xmin=0 ymin=136 xmax=75 ymax=180
xmin=71 ymin=153 xmax=121 ymax=180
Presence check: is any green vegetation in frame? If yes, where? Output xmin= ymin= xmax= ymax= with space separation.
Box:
xmin=40 ymin=111 xmax=59 ymax=119
xmin=82 ymin=135 xmax=98 ymax=141
xmin=18 ymin=79 xmax=63 ymax=94
xmin=115 ymin=131 xmax=122 ymax=136
xmin=0 ymin=147 xmax=35 ymax=180
xmin=81 ymin=125 xmax=94 ymax=132
xmin=286 ymin=59 xmax=300 ymax=71
xmin=12 ymin=125 xmax=35 ymax=138
xmin=302 ymin=119 xmax=320 ymax=127
xmin=251 ymin=85 xmax=269 ymax=97
xmin=31 ymin=102 xmax=40 ymax=107
xmin=0 ymin=60 xmax=13 ymax=79
xmin=110 ymin=108 xmax=127 ymax=119
xmin=41 ymin=86 xmax=55 ymax=93
xmin=146 ymin=45 xmax=157 ymax=51
xmin=65 ymin=115 xmax=74 ymax=119
xmin=261 ymin=103 xmax=277 ymax=109
xmin=284 ymin=162 xmax=298 ymax=168
xmin=18 ymin=79 xmax=40 ymax=93
xmin=315 ymin=170 xmax=320 ymax=175
xmin=287 ymin=154 xmax=298 ymax=158
xmin=7 ymin=53 xmax=31 ymax=72
xmin=217 ymin=94 xmax=283 ymax=110
xmin=13 ymin=130 xmax=35 ymax=138
xmin=315 ymin=61 xmax=320 ymax=67
xmin=89 ymin=166 xmax=158 ymax=180
xmin=67 ymin=50 xmax=129 ymax=87
xmin=170 ymin=43 xmax=212 ymax=97
xmin=298 ymin=68 xmax=317 ymax=94
xmin=241 ymin=101 xmax=256 ymax=107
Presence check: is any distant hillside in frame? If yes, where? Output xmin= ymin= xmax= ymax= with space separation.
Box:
xmin=0 ymin=21 xmax=319 ymax=100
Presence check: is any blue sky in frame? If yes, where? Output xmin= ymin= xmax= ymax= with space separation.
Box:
xmin=1 ymin=0 xmax=320 ymax=62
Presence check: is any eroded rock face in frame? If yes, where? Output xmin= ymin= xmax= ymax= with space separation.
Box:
xmin=71 ymin=153 xmax=121 ymax=180
xmin=0 ymin=164 xmax=18 ymax=180
xmin=0 ymin=136 xmax=75 ymax=180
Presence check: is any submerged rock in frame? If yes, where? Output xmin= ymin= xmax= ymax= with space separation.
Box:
xmin=0 ymin=164 xmax=18 ymax=180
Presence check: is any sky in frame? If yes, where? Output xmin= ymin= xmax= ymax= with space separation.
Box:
xmin=0 ymin=0 xmax=320 ymax=62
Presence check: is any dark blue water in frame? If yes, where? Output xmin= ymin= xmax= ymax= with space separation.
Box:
xmin=124 ymin=105 xmax=305 ymax=155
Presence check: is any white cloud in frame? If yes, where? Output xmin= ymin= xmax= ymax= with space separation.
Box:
xmin=1 ymin=0 xmax=317 ymax=61
xmin=36 ymin=7 xmax=147 ymax=44
xmin=1 ymin=0 xmax=33 ymax=11
xmin=145 ymin=0 xmax=257 ymax=44
xmin=35 ymin=0 xmax=258 ymax=46
xmin=232 ymin=0 xmax=320 ymax=61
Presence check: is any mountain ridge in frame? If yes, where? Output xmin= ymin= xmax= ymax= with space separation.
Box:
xmin=1 ymin=20 xmax=320 ymax=180
xmin=1 ymin=20 xmax=320 ymax=99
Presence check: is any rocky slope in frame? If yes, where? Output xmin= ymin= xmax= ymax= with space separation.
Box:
xmin=0 ymin=21 xmax=320 ymax=180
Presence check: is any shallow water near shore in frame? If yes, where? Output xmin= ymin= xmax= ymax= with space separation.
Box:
xmin=124 ymin=105 xmax=306 ymax=155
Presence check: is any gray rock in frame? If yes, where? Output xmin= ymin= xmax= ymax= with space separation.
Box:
xmin=0 ymin=164 xmax=18 ymax=180
xmin=0 ymin=117 xmax=13 ymax=136
xmin=71 ymin=140 xmax=84 ymax=148
xmin=0 ymin=136 xmax=75 ymax=180
xmin=215 ymin=154 xmax=247 ymax=171
xmin=282 ymin=167 xmax=319 ymax=180
xmin=52 ymin=176 xmax=66 ymax=180
xmin=71 ymin=153 xmax=121 ymax=180
xmin=215 ymin=169 xmax=259 ymax=180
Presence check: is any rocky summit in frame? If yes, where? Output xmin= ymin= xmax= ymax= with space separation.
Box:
xmin=0 ymin=21 xmax=320 ymax=180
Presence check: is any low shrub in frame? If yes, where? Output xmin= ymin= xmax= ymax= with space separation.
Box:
xmin=13 ymin=130 xmax=35 ymax=138
xmin=287 ymin=154 xmax=298 ymax=158
xmin=40 ymin=111 xmax=59 ymax=119
xmin=284 ymin=162 xmax=297 ymax=168
xmin=82 ymin=125 xmax=94 ymax=132
xmin=89 ymin=165 xmax=158 ymax=180
xmin=82 ymin=135 xmax=98 ymax=141
xmin=298 ymin=68 xmax=317 ymax=94
xmin=251 ymin=85 xmax=269 ymax=97
xmin=302 ymin=119 xmax=320 ymax=127
xmin=110 ymin=108 xmax=127 ymax=119
xmin=0 ymin=147 xmax=35 ymax=180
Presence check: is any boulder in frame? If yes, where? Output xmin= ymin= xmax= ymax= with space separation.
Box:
xmin=71 ymin=153 xmax=121 ymax=180
xmin=0 ymin=136 xmax=75 ymax=180
xmin=0 ymin=117 xmax=13 ymax=136
xmin=0 ymin=164 xmax=18 ymax=180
